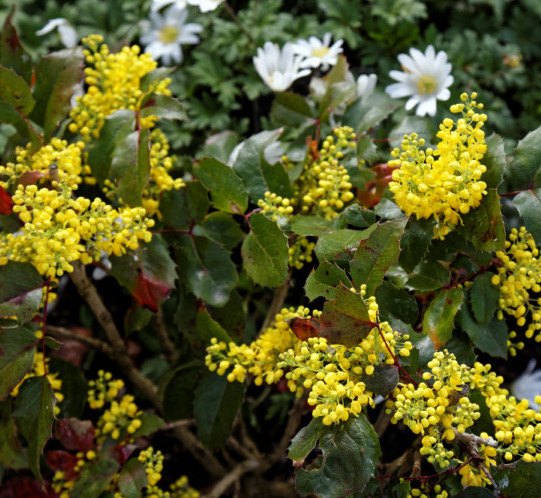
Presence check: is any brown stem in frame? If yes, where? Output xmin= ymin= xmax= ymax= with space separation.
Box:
xmin=155 ymin=307 xmax=177 ymax=365
xmin=260 ymin=278 xmax=290 ymax=333
xmin=373 ymin=406 xmax=392 ymax=437
xmin=202 ymin=459 xmax=260 ymax=498
xmin=46 ymin=324 xmax=114 ymax=357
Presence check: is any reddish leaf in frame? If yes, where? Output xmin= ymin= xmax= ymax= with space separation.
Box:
xmin=286 ymin=317 xmax=321 ymax=341
xmin=14 ymin=170 xmax=47 ymax=188
xmin=0 ymin=476 xmax=54 ymax=498
xmin=133 ymin=271 xmax=173 ymax=312
xmin=54 ymin=418 xmax=95 ymax=453
xmin=110 ymin=444 xmax=136 ymax=464
xmin=0 ymin=186 xmax=13 ymax=215
xmin=358 ymin=163 xmax=398 ymax=208
xmin=52 ymin=327 xmax=92 ymax=366
xmin=45 ymin=450 xmax=79 ymax=480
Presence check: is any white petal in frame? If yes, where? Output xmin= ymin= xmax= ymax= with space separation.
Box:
xmin=36 ymin=18 xmax=68 ymax=36
xmin=436 ymin=87 xmax=451 ymax=101
xmin=58 ymin=24 xmax=78 ymax=48
xmin=415 ymin=98 xmax=437 ymax=116
xmin=386 ymin=82 xmax=414 ymax=98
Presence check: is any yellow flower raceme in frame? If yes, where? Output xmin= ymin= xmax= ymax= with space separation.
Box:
xmin=491 ymin=226 xmax=541 ymax=342
xmin=0 ymin=182 xmax=153 ymax=279
xmin=389 ymin=93 xmax=488 ymax=239
xmin=69 ymin=35 xmax=171 ymax=139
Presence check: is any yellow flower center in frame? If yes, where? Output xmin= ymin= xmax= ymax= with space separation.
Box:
xmin=417 ymin=74 xmax=437 ymax=95
xmin=158 ymin=25 xmax=179 ymax=44
xmin=311 ymin=46 xmax=330 ymax=59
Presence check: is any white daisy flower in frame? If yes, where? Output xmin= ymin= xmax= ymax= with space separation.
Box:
xmin=188 ymin=0 xmax=224 ymax=12
xmin=385 ymin=45 xmax=453 ymax=117
xmin=36 ymin=18 xmax=78 ymax=48
xmin=512 ymin=359 xmax=541 ymax=409
xmin=140 ymin=5 xmax=203 ymax=65
xmin=253 ymin=42 xmax=311 ymax=92
xmin=151 ymin=0 xmax=188 ymax=11
xmin=291 ymin=33 xmax=343 ymax=70
xmin=356 ymin=74 xmax=377 ymax=99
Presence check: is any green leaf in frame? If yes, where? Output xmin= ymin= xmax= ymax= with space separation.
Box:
xmin=470 ymin=273 xmax=500 ymax=324
xmin=271 ymin=92 xmax=316 ymax=129
xmin=13 ymin=376 xmax=55 ymax=480
xmin=482 ymin=133 xmax=506 ymax=189
xmin=177 ymin=235 xmax=238 ymax=307
xmin=48 ymin=357 xmax=88 ymax=418
xmin=0 ymin=400 xmax=27 ymax=469
xmin=118 ymin=458 xmax=148 ymax=498
xmin=86 ymin=109 xmax=135 ymax=184
xmin=469 ymin=389 xmax=495 ymax=437
xmin=0 ymin=8 xmax=33 ymax=84
xmin=458 ymin=304 xmax=507 ymax=358
xmin=349 ymin=217 xmax=408 ymax=296
xmin=374 ymin=198 xmax=404 ymax=220
xmin=0 ymin=288 xmax=42 ymax=322
xmin=110 ymin=127 xmax=151 ymax=206
xmin=242 ymin=213 xmax=288 ymax=287
xmin=389 ymin=115 xmax=433 ymax=150
xmin=460 ymin=190 xmax=506 ymax=252
xmin=163 ymin=363 xmax=202 ymax=421
xmin=193 ymin=372 xmax=246 ymax=449
xmin=318 ymin=56 xmax=356 ymax=122
xmin=131 ymin=413 xmax=165 ymax=438
xmin=362 ymin=365 xmax=399 ymax=396
xmin=0 ymin=325 xmax=36 ymax=401
xmin=232 ymin=130 xmax=294 ymax=201
xmin=295 ymin=414 xmax=381 ymax=498
xmin=288 ymin=417 xmax=325 ymax=462
xmin=70 ymin=458 xmax=120 ymax=497
xmin=398 ymin=217 xmax=436 ymax=272
xmin=494 ymin=461 xmax=541 ymax=498
xmin=0 ymin=261 xmax=43 ymax=303
xmin=406 ymin=260 xmax=450 ymax=291
xmin=29 ymin=48 xmax=84 ymax=140
xmin=196 ymin=307 xmax=232 ymax=343
xmin=193 ymin=157 xmax=248 ymax=214
xmin=512 ymin=188 xmax=541 ymax=245
xmin=305 ymin=262 xmax=351 ymax=301
xmin=314 ymin=225 xmax=377 ymax=263
xmin=340 ymin=203 xmax=377 ymax=228
xmin=454 ymin=487 xmax=496 ymax=497
xmin=201 ymin=130 xmax=239 ymax=163
xmin=344 ymin=89 xmax=402 ymax=135
xmin=140 ymin=93 xmax=186 ymax=122
xmin=160 ymin=181 xmax=210 ymax=231
xmin=193 ymin=212 xmax=244 ymax=250
xmin=320 ymin=286 xmax=372 ymax=347
xmin=0 ymin=65 xmax=34 ymax=115
xmin=290 ymin=215 xmax=346 ymax=236
xmin=506 ymin=125 xmax=541 ymax=190
xmin=422 ymin=288 xmax=464 ymax=349
xmin=375 ymin=280 xmax=418 ymax=325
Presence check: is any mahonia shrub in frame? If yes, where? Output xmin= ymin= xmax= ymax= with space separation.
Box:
xmin=2 ymin=7 xmax=541 ymax=498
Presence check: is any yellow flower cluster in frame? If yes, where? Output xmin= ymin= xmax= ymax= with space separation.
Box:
xmin=10 ymin=351 xmax=63 ymax=415
xmin=69 ymin=35 xmax=171 ymax=138
xmin=206 ymin=306 xmax=314 ymax=386
xmin=409 ymin=483 xmax=449 ymax=498
xmin=389 ymin=93 xmax=488 ymax=239
xmin=257 ymin=127 xmax=356 ymax=268
xmin=88 ymin=371 xmax=142 ymax=442
xmin=491 ymin=226 xmax=541 ymax=342
xmin=139 ymin=447 xmax=165 ymax=487
xmin=52 ymin=450 xmax=98 ymax=498
xmin=0 ymin=181 xmax=153 ymax=279
xmin=0 ymin=139 xmax=85 ymax=189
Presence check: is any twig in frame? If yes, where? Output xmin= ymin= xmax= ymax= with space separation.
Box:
xmin=260 ymin=279 xmax=290 ymax=332
xmin=46 ymin=324 xmax=114 ymax=356
xmin=158 ymin=419 xmax=194 ymax=431
xmin=373 ymin=406 xmax=391 ymax=437
xmin=452 ymin=429 xmax=498 ymax=451
xmin=202 ymin=459 xmax=260 ymax=498
xmin=155 ymin=307 xmax=177 ymax=365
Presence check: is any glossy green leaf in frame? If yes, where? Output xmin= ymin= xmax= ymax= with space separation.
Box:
xmin=0 ymin=325 xmax=36 ymax=401
xmin=506 ymin=125 xmax=541 ymax=190
xmin=512 ymin=188 xmax=541 ymax=245
xmin=375 ymin=280 xmax=418 ymax=325
xmin=422 ymin=288 xmax=464 ymax=349
xmin=314 ymin=225 xmax=377 ymax=263
xmin=374 ymin=198 xmax=404 ymax=220
xmin=163 ymin=364 xmax=202 ymax=421
xmin=350 ymin=217 xmax=408 ymax=295
xmin=494 ymin=461 xmax=541 ymax=498
xmin=340 ymin=203 xmax=377 ymax=228
xmin=482 ymin=133 xmax=506 ymax=189
xmin=86 ymin=109 xmax=135 ymax=184
xmin=0 ymin=288 xmax=42 ymax=322
xmin=196 ymin=307 xmax=232 ymax=343
xmin=242 ymin=213 xmax=288 ymax=287
xmin=454 ymin=487 xmax=496 ymax=498
xmin=140 ymin=93 xmax=186 ymax=121
xmin=288 ymin=417 xmax=324 ymax=462
xmin=389 ymin=115 xmax=433 ymax=150
xmin=118 ymin=458 xmax=148 ymax=498
xmin=295 ymin=414 xmax=381 ymax=498
xmin=232 ymin=130 xmax=294 ymax=201
xmin=469 ymin=389 xmax=495 ymax=437
xmin=0 ymin=400 xmax=27 ymax=469
xmin=194 ymin=372 xmax=246 ymax=449
xmin=344 ymin=89 xmax=401 ymax=135
xmin=458 ymin=304 xmax=507 ymax=358
xmin=461 ymin=189 xmax=506 ymax=252
xmin=0 ymin=8 xmax=32 ymax=84
xmin=30 ymin=48 xmax=83 ymax=140
xmin=13 ymin=376 xmax=55 ymax=480
xmin=470 ymin=273 xmax=500 ymax=324
xmin=48 ymin=357 xmax=88 ymax=418
xmin=201 ymin=130 xmax=239 ymax=163
xmin=406 ymin=260 xmax=450 ymax=291
xmin=160 ymin=181 xmax=210 ymax=231
xmin=131 ymin=413 xmax=165 ymax=438
xmin=398 ymin=217 xmax=436 ymax=272
xmin=290 ymin=215 xmax=346 ymax=236
xmin=193 ymin=157 xmax=248 ymax=213
xmin=177 ymin=234 xmax=238 ymax=307
xmin=318 ymin=56 xmax=355 ymax=122
xmin=70 ymin=458 xmax=120 ymax=497
xmin=271 ymin=91 xmax=316 ymax=128
xmin=362 ymin=365 xmax=399 ymax=396
xmin=193 ymin=212 xmax=244 ymax=250
xmin=305 ymin=261 xmax=351 ymax=301
xmin=0 ymin=65 xmax=34 ymax=115
xmin=0 ymin=261 xmax=43 ymax=303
